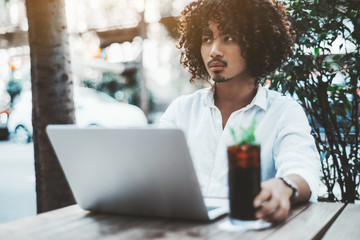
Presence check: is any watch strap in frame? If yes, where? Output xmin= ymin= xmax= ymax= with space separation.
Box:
xmin=280 ymin=177 xmax=299 ymax=203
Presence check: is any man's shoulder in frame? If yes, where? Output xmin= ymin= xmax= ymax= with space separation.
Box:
xmin=159 ymin=88 xmax=211 ymax=127
xmin=264 ymin=87 xmax=300 ymax=109
xmin=173 ymin=87 xmax=211 ymax=106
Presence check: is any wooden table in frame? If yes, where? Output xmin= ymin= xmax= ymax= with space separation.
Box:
xmin=0 ymin=202 xmax=358 ymax=240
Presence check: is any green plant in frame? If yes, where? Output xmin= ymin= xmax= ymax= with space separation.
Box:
xmin=269 ymin=0 xmax=359 ymax=202
xmin=230 ymin=120 xmax=257 ymax=145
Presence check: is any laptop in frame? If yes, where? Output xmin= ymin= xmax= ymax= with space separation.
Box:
xmin=46 ymin=125 xmax=228 ymax=221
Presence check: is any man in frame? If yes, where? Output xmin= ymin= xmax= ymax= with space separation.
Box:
xmin=159 ymin=0 xmax=320 ymax=222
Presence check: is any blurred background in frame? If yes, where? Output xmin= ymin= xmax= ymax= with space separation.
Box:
xmin=0 ymin=0 xmax=207 ymax=128
xmin=0 ymin=0 xmax=208 ymax=224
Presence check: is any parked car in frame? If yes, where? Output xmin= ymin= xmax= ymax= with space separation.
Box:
xmin=7 ymin=87 xmax=148 ymax=143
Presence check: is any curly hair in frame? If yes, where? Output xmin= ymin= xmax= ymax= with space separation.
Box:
xmin=177 ymin=0 xmax=296 ymax=84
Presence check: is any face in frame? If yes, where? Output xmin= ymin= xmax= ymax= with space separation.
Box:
xmin=200 ymin=21 xmax=250 ymax=83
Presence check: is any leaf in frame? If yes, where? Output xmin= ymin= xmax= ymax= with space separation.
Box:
xmin=230 ymin=120 xmax=257 ymax=145
xmin=314 ymin=47 xmax=320 ymax=56
xmin=230 ymin=128 xmax=238 ymax=145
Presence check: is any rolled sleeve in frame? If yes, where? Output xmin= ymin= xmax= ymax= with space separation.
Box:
xmin=274 ymin=102 xmax=321 ymax=202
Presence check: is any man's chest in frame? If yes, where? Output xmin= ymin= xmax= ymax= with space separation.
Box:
xmin=179 ymin=106 xmax=278 ymax=176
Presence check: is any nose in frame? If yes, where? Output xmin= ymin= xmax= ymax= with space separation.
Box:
xmin=210 ymin=41 xmax=223 ymax=59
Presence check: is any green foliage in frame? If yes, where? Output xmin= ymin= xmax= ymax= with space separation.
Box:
xmin=230 ymin=120 xmax=257 ymax=145
xmin=268 ymin=0 xmax=360 ymax=202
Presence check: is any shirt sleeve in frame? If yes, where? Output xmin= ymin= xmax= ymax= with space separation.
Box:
xmin=273 ymin=101 xmax=321 ymax=202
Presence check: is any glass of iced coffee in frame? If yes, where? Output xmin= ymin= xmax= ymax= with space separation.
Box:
xmin=227 ymin=143 xmax=260 ymax=221
xmin=227 ymin=122 xmax=271 ymax=229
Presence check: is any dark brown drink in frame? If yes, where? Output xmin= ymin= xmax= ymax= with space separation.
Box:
xmin=227 ymin=144 xmax=260 ymax=221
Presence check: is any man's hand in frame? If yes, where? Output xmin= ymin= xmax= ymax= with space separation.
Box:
xmin=253 ymin=174 xmax=311 ymax=223
xmin=253 ymin=178 xmax=293 ymax=222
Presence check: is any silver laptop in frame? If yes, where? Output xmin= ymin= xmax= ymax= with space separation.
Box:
xmin=46 ymin=125 xmax=228 ymax=221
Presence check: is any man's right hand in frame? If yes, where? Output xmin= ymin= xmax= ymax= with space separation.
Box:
xmin=253 ymin=178 xmax=293 ymax=222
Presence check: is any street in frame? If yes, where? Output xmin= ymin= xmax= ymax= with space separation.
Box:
xmin=0 ymin=140 xmax=36 ymax=224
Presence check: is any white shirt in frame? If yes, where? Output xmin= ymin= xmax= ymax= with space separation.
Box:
xmin=159 ymin=85 xmax=320 ymax=201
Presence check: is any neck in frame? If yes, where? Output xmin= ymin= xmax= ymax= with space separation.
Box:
xmin=214 ymin=78 xmax=258 ymax=129
xmin=214 ymin=77 xmax=258 ymax=111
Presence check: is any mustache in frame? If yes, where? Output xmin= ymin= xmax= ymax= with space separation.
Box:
xmin=207 ymin=58 xmax=228 ymax=68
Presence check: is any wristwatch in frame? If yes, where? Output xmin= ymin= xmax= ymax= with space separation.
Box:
xmin=280 ymin=177 xmax=299 ymax=203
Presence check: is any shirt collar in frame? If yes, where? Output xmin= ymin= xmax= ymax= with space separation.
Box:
xmin=204 ymin=86 xmax=216 ymax=108
xmin=249 ymin=85 xmax=267 ymax=111
xmin=203 ymin=84 xmax=268 ymax=111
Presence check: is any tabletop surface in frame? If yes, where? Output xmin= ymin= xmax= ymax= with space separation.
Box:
xmin=0 ymin=202 xmax=358 ymax=240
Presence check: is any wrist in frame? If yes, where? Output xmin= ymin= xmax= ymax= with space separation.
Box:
xmin=279 ymin=177 xmax=299 ymax=203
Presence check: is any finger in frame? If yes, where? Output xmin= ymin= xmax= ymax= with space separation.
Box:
xmin=270 ymin=199 xmax=290 ymax=222
xmin=253 ymin=188 xmax=272 ymax=208
xmin=264 ymin=199 xmax=290 ymax=222
xmin=262 ymin=205 xmax=281 ymax=222
xmin=255 ymin=197 xmax=279 ymax=219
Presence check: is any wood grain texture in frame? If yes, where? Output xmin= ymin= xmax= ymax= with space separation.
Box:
xmin=207 ymin=203 xmax=308 ymax=240
xmin=264 ymin=202 xmax=345 ymax=240
xmin=0 ymin=203 xmax=349 ymax=240
xmin=0 ymin=205 xmax=84 ymax=240
xmin=322 ymin=203 xmax=360 ymax=240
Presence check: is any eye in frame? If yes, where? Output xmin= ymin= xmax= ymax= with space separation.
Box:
xmin=202 ymin=36 xmax=212 ymax=43
xmin=224 ymin=35 xmax=235 ymax=42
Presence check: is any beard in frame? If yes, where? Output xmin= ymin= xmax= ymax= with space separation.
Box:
xmin=212 ymin=72 xmax=233 ymax=83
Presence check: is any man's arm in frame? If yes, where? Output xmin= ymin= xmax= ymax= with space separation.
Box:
xmin=253 ymin=174 xmax=311 ymax=222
